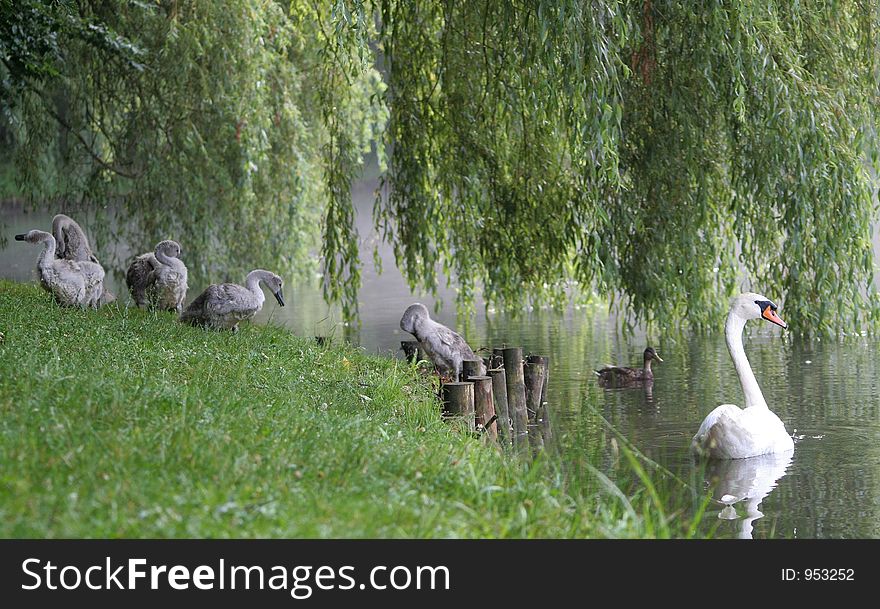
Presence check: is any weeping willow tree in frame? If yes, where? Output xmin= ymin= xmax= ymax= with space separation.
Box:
xmin=2 ymin=1 xmax=878 ymax=333
xmin=1 ymin=0 xmax=385 ymax=282
xmin=356 ymin=0 xmax=880 ymax=333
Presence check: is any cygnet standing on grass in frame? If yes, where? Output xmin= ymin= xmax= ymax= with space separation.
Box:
xmin=126 ymin=240 xmax=188 ymax=313
xmin=179 ymin=269 xmax=284 ymax=332
xmin=51 ymin=213 xmax=116 ymax=305
xmin=15 ymin=230 xmax=106 ymax=308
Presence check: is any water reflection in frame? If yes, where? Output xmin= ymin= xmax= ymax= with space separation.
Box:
xmin=705 ymin=452 xmax=794 ymax=539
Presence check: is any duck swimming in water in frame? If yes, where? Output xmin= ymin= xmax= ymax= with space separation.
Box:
xmin=179 ymin=269 xmax=284 ymax=331
xmin=595 ymin=347 xmax=663 ymax=388
xmin=400 ymin=303 xmax=484 ymax=381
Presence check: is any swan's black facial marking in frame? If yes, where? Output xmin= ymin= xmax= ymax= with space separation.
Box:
xmin=755 ymin=299 xmax=787 ymax=328
xmin=754 ymin=299 xmax=777 ymax=312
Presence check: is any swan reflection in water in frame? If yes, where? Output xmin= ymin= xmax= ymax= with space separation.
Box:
xmin=704 ymin=451 xmax=793 ymax=539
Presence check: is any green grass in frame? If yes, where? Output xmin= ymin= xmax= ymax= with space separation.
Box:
xmin=0 ymin=280 xmax=700 ymax=538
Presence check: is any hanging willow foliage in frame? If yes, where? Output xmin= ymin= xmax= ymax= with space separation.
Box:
xmin=2 ymin=0 xmax=385 ymax=286
xmin=359 ymin=0 xmax=880 ymax=333
xmin=3 ymin=1 xmax=878 ymax=333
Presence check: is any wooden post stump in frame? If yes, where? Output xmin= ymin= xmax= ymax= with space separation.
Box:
xmin=526 ymin=354 xmax=549 ymax=404
xmin=488 ymin=368 xmax=511 ymax=446
xmin=523 ymin=361 xmax=546 ymax=451
xmin=539 ymin=401 xmax=553 ymax=444
xmin=442 ymin=382 xmax=475 ymax=431
xmin=526 ymin=354 xmax=551 ymax=442
xmin=461 ymin=358 xmax=484 ymax=382
xmin=502 ymin=347 xmax=528 ymax=448
xmin=469 ymin=375 xmax=497 ymax=441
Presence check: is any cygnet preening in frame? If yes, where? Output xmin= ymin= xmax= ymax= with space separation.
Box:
xmin=126 ymin=240 xmax=188 ymax=313
xmin=399 ymin=303 xmax=484 ymax=380
xmin=51 ymin=213 xmax=115 ymax=305
xmin=15 ymin=230 xmax=105 ymax=308
xmin=179 ymin=269 xmax=284 ymax=331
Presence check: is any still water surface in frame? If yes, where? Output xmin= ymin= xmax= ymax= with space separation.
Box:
xmin=2 ymin=184 xmax=879 ymax=539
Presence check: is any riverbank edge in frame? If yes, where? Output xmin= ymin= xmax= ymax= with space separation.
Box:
xmin=0 ymin=280 xmax=683 ymax=538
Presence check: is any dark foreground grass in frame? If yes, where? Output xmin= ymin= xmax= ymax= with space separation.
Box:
xmin=0 ymin=281 xmax=696 ymax=537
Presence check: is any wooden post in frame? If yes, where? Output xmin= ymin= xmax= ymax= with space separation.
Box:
xmin=523 ymin=361 xmax=545 ymax=451
xmin=526 ymin=355 xmax=549 ymax=404
xmin=488 ymin=368 xmax=511 ymax=446
xmin=469 ymin=376 xmax=498 ymax=441
xmin=539 ymin=401 xmax=553 ymax=444
xmin=526 ymin=354 xmax=551 ymax=443
xmin=442 ymin=382 xmax=475 ymax=431
xmin=461 ymin=358 xmax=484 ymax=382
xmin=401 ymin=340 xmax=420 ymax=363
xmin=502 ymin=347 xmax=528 ymax=448
xmin=490 ymin=348 xmax=505 ymax=370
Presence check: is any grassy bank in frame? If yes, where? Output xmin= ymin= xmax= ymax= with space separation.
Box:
xmin=0 ymin=281 xmax=689 ymax=537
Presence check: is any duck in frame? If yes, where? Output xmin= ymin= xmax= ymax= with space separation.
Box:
xmin=15 ymin=230 xmax=106 ymax=308
xmin=126 ymin=240 xmax=188 ymax=313
xmin=179 ymin=269 xmax=284 ymax=331
xmin=691 ymin=292 xmax=794 ymax=459
xmin=399 ymin=303 xmax=484 ymax=381
xmin=51 ymin=213 xmax=116 ymax=305
xmin=595 ymin=346 xmax=663 ymax=387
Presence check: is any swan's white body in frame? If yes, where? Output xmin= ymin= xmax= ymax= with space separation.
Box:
xmin=692 ymin=293 xmax=794 ymax=460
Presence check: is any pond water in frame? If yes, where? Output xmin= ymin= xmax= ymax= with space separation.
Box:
xmin=2 ymin=182 xmax=880 ymax=539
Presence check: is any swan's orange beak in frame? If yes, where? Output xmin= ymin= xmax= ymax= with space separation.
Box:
xmin=762 ymin=307 xmax=787 ymax=329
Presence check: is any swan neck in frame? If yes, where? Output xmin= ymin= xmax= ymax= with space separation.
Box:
xmin=245 ymin=271 xmax=264 ymax=295
xmin=38 ymin=233 xmax=57 ymax=266
xmin=155 ymin=248 xmax=174 ymax=267
xmin=52 ymin=218 xmax=67 ymax=256
xmin=725 ymin=310 xmax=767 ymax=409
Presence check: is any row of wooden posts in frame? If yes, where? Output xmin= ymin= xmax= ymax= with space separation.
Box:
xmin=401 ymin=342 xmax=552 ymax=450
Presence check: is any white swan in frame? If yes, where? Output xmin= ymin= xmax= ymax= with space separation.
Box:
xmin=691 ymin=292 xmax=794 ymax=459
xmin=15 ymin=230 xmax=106 ymax=308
